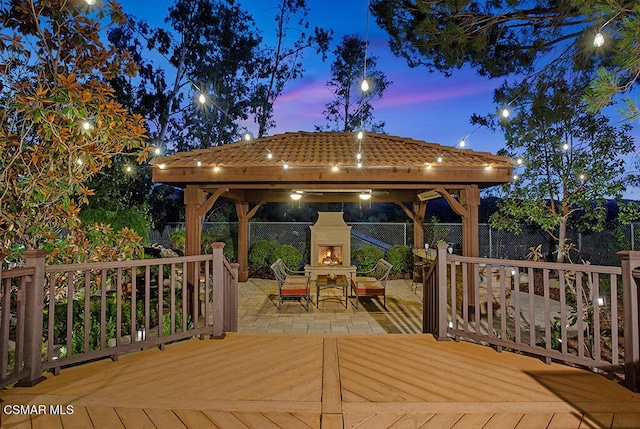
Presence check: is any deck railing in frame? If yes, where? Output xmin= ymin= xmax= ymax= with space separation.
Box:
xmin=1 ymin=245 xmax=238 ymax=388
xmin=426 ymin=243 xmax=640 ymax=391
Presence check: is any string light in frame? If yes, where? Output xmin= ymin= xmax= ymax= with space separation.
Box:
xmin=593 ymin=32 xmax=604 ymax=47
xmin=158 ymin=163 xmax=165 ymax=169
xmin=125 ymin=165 xmax=132 ymax=173
xmin=424 ymin=163 xmax=432 ymax=170
xmin=76 ymin=158 xmax=83 ymax=165
xmin=84 ymin=0 xmax=96 ymax=4
xmin=513 ymin=174 xmax=519 ymax=180
xmin=357 ymin=162 xmax=362 ymax=168
xmin=437 ymin=156 xmax=443 ymax=163
xmin=244 ymin=132 xmax=252 ymax=141
xmin=82 ymin=120 xmax=92 ymax=130
xmin=485 ymin=164 xmax=492 ymax=170
xmin=563 ymin=143 xmax=569 ymax=151
xmin=458 ymin=139 xmax=466 ymax=148
xmin=198 ymin=93 xmax=206 ymax=104
xmin=213 ymin=165 xmax=220 ymax=172
xmin=266 ymin=150 xmax=273 ymax=160
xmin=516 ymin=158 xmax=523 ymax=165
xmin=196 ymin=161 xmax=202 ymax=167
xmin=356 ymin=152 xmax=362 ymax=160
xmin=332 ymin=165 xmax=339 ymax=172
xmin=357 ymin=131 xmax=363 ymax=140
xmin=579 ymin=174 xmax=585 ymax=180
xmin=361 ymin=79 xmax=369 ymax=92
xmin=154 ymin=147 xmax=161 ymax=156
xmin=283 ymin=162 xmax=289 ymax=169
xmin=501 ymin=108 xmax=510 ymax=118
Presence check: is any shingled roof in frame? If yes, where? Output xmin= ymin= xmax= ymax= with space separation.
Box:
xmin=152 ymin=131 xmax=512 ymax=201
xmin=153 ymin=131 xmax=512 ymax=169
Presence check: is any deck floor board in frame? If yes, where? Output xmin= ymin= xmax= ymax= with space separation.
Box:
xmin=1 ymin=332 xmax=639 ymax=429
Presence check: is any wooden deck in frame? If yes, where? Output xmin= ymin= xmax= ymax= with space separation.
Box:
xmin=1 ymin=333 xmax=639 ymax=428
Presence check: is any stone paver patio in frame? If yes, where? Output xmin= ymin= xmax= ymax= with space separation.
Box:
xmin=238 ymin=278 xmax=423 ymax=334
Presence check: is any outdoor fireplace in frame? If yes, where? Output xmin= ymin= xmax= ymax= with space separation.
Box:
xmin=305 ymin=212 xmax=356 ymax=279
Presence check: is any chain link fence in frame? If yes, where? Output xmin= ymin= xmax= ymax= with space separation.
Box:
xmin=150 ymin=222 xmax=640 ymax=266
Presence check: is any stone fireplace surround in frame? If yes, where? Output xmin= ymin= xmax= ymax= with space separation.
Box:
xmin=305 ymin=212 xmax=357 ymax=280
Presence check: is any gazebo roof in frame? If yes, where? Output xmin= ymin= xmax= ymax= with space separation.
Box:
xmin=152 ymin=131 xmax=512 ymax=202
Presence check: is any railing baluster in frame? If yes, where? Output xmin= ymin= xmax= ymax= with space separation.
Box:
xmin=1 ymin=278 xmax=11 ymax=379
xmin=543 ymin=269 xmax=551 ymax=354
xmin=514 ymin=267 xmax=521 ymax=344
xmin=131 ymin=267 xmax=137 ymax=344
xmin=14 ymin=278 xmax=26 ymax=376
xmin=100 ymin=269 xmax=107 ymax=350
xmin=487 ymin=265 xmax=493 ymax=338
xmin=116 ymin=268 xmax=122 ymax=347
xmin=577 ymin=273 xmax=585 ymax=359
xmin=499 ymin=265 xmax=507 ymax=344
xmin=450 ymin=260 xmax=456 ymax=330
xmin=610 ymin=273 xmax=618 ymax=366
xmin=528 ymin=267 xmax=535 ymax=347
xmin=462 ymin=263 xmax=468 ymax=333
xmin=158 ymin=263 xmax=164 ymax=340
xmin=473 ymin=264 xmax=480 ymax=335
xmin=559 ymin=270 xmax=568 ymax=354
xmin=83 ymin=271 xmax=90 ymax=354
xmin=170 ymin=263 xmax=176 ymax=335
xmin=593 ymin=272 xmax=601 ymax=363
xmin=145 ymin=265 xmax=150 ymax=340
xmin=66 ymin=271 xmax=74 ymax=356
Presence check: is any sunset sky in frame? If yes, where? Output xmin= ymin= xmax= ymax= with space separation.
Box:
xmin=119 ymin=0 xmax=640 ymax=197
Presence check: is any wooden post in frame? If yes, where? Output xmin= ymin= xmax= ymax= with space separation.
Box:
xmin=184 ymin=185 xmax=204 ymax=319
xmin=429 ymin=243 xmax=450 ymax=341
xmin=16 ymin=250 xmax=48 ymax=387
xmin=460 ymin=185 xmax=480 ymax=258
xmin=235 ymin=201 xmax=249 ymax=282
xmin=413 ymin=200 xmax=427 ymax=249
xmin=211 ymin=243 xmax=226 ymax=339
xmin=618 ymin=250 xmax=640 ymax=392
xmin=225 ymin=263 xmax=240 ymax=332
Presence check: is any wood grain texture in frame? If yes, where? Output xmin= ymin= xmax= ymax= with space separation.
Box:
xmin=2 ymin=333 xmax=639 ymax=429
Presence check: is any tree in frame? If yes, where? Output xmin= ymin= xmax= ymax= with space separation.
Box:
xmin=317 ymin=34 xmax=391 ymax=132
xmin=482 ymin=69 xmax=637 ymax=262
xmin=251 ymin=0 xmax=332 ymax=137
xmin=370 ymin=0 xmax=640 ymax=119
xmin=0 ymin=0 xmax=148 ymax=251
xmin=108 ymin=0 xmax=263 ymax=152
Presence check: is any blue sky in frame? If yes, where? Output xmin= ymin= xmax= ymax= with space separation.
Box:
xmin=118 ymin=0 xmax=640 ymax=198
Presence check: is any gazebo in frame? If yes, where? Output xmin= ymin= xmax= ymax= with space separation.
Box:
xmin=152 ymin=131 xmax=513 ymax=282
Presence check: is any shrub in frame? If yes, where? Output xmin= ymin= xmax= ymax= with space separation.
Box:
xmin=169 ymin=229 xmax=186 ymax=251
xmin=353 ymin=245 xmax=384 ymax=272
xmin=79 ymin=207 xmax=151 ymax=244
xmin=249 ymin=240 xmax=279 ymax=269
xmin=385 ymin=245 xmax=413 ymax=275
xmin=273 ymin=244 xmax=303 ymax=270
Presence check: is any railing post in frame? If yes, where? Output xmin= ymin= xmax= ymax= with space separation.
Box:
xmin=225 ymin=263 xmax=239 ymax=332
xmin=211 ymin=243 xmax=226 ymax=339
xmin=434 ymin=243 xmax=450 ymax=341
xmin=618 ymin=250 xmax=640 ymax=392
xmin=16 ymin=250 xmax=48 ymax=387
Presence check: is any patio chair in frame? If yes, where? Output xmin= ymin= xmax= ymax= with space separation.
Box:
xmin=270 ymin=259 xmax=311 ymax=310
xmin=350 ymin=259 xmax=393 ymax=309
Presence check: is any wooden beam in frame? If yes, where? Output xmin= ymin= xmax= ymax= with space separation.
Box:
xmin=433 ymin=187 xmax=468 ymax=218
xmin=196 ymin=188 xmax=229 ymax=218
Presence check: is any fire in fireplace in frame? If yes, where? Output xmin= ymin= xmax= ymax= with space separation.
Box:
xmin=318 ymin=245 xmax=343 ymax=266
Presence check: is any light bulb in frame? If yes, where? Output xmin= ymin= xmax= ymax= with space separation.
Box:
xmin=437 ymin=156 xmax=443 ymax=163
xmin=82 ymin=121 xmax=91 ymax=130
xmin=158 ymin=164 xmax=165 ymax=169
xmin=357 ymin=162 xmax=362 ymax=168
xmin=267 ymin=152 xmax=273 ymax=159
xmin=563 ymin=143 xmax=569 ymax=150
xmin=357 ymin=131 xmax=363 ymax=140
xmin=198 ymin=93 xmax=206 ymax=104
xmin=356 ymin=152 xmax=362 ymax=160
xmin=213 ymin=166 xmax=220 ymax=172
xmin=485 ymin=164 xmax=492 ymax=170
xmin=513 ymin=174 xmax=519 ymax=180
xmin=359 ymin=193 xmax=372 ymax=201
xmin=501 ymin=108 xmax=510 ymax=118
xmin=361 ymin=79 xmax=369 ymax=92
xmin=594 ymin=32 xmax=604 ymax=48
xmin=76 ymin=158 xmax=83 ymax=165
xmin=516 ymin=158 xmax=523 ymax=165
xmin=125 ymin=166 xmax=132 ymax=173
xmin=197 ymin=161 xmax=202 ymax=167
xmin=244 ymin=132 xmax=252 ymax=141
xmin=459 ymin=139 xmax=466 ymax=147
xmin=332 ymin=165 xmax=339 ymax=172
xmin=85 ymin=0 xmax=96 ymax=4
xmin=283 ymin=163 xmax=289 ymax=169
xmin=580 ymin=174 xmax=585 ymax=180
xmin=154 ymin=147 xmax=161 ymax=155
